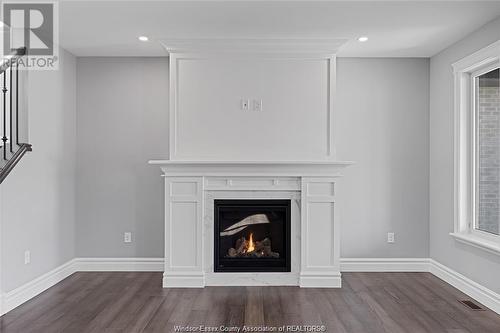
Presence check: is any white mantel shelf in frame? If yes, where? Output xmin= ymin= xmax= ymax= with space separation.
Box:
xmin=148 ymin=160 xmax=354 ymax=177
xmin=148 ymin=160 xmax=353 ymax=165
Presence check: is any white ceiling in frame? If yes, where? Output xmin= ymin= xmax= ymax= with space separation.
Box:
xmin=58 ymin=0 xmax=500 ymax=57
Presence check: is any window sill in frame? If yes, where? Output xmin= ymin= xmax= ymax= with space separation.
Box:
xmin=450 ymin=232 xmax=500 ymax=256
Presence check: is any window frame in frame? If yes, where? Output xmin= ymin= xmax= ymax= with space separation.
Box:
xmin=452 ymin=40 xmax=500 ymax=255
xmin=472 ymin=64 xmax=500 ymax=240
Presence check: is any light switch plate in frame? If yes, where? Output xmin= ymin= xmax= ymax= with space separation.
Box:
xmin=253 ymin=99 xmax=263 ymax=111
xmin=387 ymin=232 xmax=395 ymax=243
xmin=124 ymin=232 xmax=132 ymax=243
xmin=24 ymin=250 xmax=31 ymax=264
xmin=241 ymin=99 xmax=249 ymax=110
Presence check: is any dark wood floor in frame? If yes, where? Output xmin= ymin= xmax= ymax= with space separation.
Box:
xmin=1 ymin=272 xmax=500 ymax=332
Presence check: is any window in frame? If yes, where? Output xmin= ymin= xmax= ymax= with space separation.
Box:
xmin=474 ymin=67 xmax=500 ymax=236
xmin=452 ymin=40 xmax=500 ymax=254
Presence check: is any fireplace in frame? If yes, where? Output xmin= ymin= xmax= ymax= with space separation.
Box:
xmin=214 ymin=199 xmax=291 ymax=272
xmin=153 ymin=161 xmax=349 ymax=287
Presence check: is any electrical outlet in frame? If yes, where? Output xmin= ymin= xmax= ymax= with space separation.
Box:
xmin=24 ymin=250 xmax=31 ymax=264
xmin=253 ymin=99 xmax=263 ymax=111
xmin=240 ymin=99 xmax=249 ymax=110
xmin=387 ymin=232 xmax=395 ymax=243
xmin=124 ymin=232 xmax=132 ymax=243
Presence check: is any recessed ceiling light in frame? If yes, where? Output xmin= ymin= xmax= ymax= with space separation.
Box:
xmin=358 ymin=36 xmax=369 ymax=42
xmin=138 ymin=36 xmax=149 ymax=42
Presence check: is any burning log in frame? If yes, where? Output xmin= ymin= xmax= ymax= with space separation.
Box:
xmin=235 ymin=237 xmax=248 ymax=254
xmin=226 ymin=235 xmax=279 ymax=258
xmin=228 ymin=248 xmax=237 ymax=257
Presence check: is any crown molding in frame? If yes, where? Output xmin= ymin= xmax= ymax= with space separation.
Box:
xmin=159 ymin=38 xmax=347 ymax=55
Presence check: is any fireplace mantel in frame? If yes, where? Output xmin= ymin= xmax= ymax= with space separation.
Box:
xmin=148 ymin=160 xmax=353 ymax=176
xmin=150 ymin=159 xmax=353 ymax=288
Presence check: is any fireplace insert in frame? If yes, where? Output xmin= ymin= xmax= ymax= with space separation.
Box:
xmin=214 ymin=199 xmax=291 ymax=272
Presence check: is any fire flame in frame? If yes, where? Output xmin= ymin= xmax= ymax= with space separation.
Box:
xmin=247 ymin=233 xmax=255 ymax=252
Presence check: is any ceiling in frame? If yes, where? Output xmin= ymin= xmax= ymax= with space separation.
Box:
xmin=57 ymin=0 xmax=500 ymax=57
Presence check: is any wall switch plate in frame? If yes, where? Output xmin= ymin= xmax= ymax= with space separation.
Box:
xmin=240 ymin=99 xmax=249 ymax=110
xmin=387 ymin=232 xmax=395 ymax=243
xmin=24 ymin=250 xmax=31 ymax=264
xmin=124 ymin=232 xmax=132 ymax=243
xmin=253 ymin=99 xmax=263 ymax=111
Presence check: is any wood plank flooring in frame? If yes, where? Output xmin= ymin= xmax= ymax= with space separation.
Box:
xmin=1 ymin=272 xmax=499 ymax=332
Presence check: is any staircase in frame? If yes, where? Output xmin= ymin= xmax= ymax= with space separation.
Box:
xmin=0 ymin=47 xmax=31 ymax=184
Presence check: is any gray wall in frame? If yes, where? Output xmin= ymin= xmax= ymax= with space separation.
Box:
xmin=76 ymin=57 xmax=430 ymax=259
xmin=0 ymin=48 xmax=76 ymax=292
xmin=2 ymin=22 xmax=497 ymax=298
xmin=76 ymin=58 xmax=169 ymax=257
xmin=337 ymin=58 xmax=430 ymax=258
xmin=430 ymin=17 xmax=500 ymax=293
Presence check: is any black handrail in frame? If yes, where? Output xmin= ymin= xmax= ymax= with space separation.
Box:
xmin=2 ymin=64 xmax=7 ymax=160
xmin=0 ymin=47 xmax=26 ymax=75
xmin=0 ymin=47 xmax=30 ymax=184
xmin=0 ymin=143 xmax=31 ymax=184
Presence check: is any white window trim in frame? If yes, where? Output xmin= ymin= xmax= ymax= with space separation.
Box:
xmin=451 ymin=40 xmax=500 ymax=255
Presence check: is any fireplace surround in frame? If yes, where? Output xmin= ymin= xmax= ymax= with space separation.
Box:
xmin=149 ymin=160 xmax=352 ymax=288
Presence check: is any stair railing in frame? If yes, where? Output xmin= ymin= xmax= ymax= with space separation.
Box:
xmin=0 ymin=47 xmax=32 ymax=184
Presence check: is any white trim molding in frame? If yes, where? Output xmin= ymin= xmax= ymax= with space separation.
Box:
xmin=1 ymin=257 xmax=499 ymax=316
xmin=74 ymin=257 xmax=164 ymax=272
xmin=452 ymin=40 xmax=500 ymax=74
xmin=450 ymin=232 xmax=500 ymax=256
xmin=429 ymin=259 xmax=500 ymax=315
xmin=1 ymin=259 xmax=76 ymax=315
xmin=299 ymin=272 xmax=342 ymax=288
xmin=0 ymin=258 xmax=164 ymax=315
xmin=341 ymin=258 xmax=500 ymax=315
xmin=159 ymin=38 xmax=347 ymax=55
xmin=167 ymin=53 xmax=338 ymax=161
xmin=340 ymin=258 xmax=430 ymax=272
xmin=452 ymin=39 xmax=500 ymax=254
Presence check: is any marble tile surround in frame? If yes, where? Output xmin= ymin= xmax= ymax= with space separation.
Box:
xmin=203 ymin=190 xmax=301 ymax=286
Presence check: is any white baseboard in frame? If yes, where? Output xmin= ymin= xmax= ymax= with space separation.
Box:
xmin=340 ymin=257 xmax=500 ymax=315
xmin=429 ymin=259 xmax=500 ymax=315
xmin=163 ymin=272 xmax=205 ymax=288
xmin=1 ymin=257 xmax=498 ymax=316
xmin=74 ymin=257 xmax=164 ymax=272
xmin=0 ymin=257 xmax=163 ymax=316
xmin=299 ymin=273 xmax=342 ymax=288
xmin=340 ymin=258 xmax=430 ymax=272
xmin=1 ymin=259 xmax=77 ymax=315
